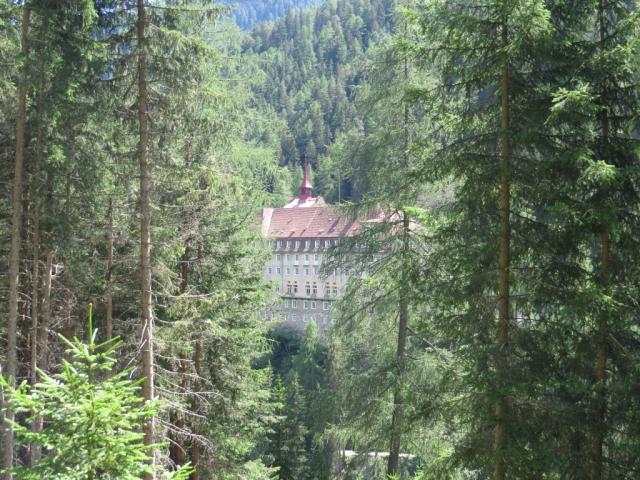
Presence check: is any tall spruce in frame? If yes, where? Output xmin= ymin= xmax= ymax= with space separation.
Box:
xmin=2 ymin=4 xmax=30 ymax=475
xmin=407 ymin=0 xmax=553 ymax=477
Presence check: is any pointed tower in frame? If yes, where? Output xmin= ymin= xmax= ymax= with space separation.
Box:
xmin=299 ymin=161 xmax=313 ymax=200
xmin=282 ymin=162 xmax=326 ymax=208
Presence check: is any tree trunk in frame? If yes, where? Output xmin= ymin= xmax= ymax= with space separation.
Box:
xmin=387 ymin=212 xmax=410 ymax=477
xmin=191 ymin=340 xmax=202 ymax=479
xmin=137 ymin=0 xmax=155 ymax=477
xmin=106 ymin=197 xmax=114 ymax=340
xmin=388 ymin=51 xmax=411 ymax=477
xmin=39 ymin=251 xmax=53 ymax=363
xmin=494 ymin=19 xmax=511 ymax=480
xmin=28 ymin=206 xmax=40 ymax=466
xmin=175 ymin=354 xmax=188 ymax=466
xmin=2 ymin=4 xmax=30 ymax=476
xmin=170 ymin=248 xmax=189 ymax=468
xmin=591 ymin=4 xmax=610 ymax=478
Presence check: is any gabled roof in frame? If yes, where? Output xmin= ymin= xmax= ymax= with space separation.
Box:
xmin=261 ymin=206 xmax=361 ymax=239
xmin=283 ymin=195 xmax=326 ymax=208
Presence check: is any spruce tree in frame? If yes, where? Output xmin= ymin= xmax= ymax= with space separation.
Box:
xmin=406 ymin=0 xmax=555 ymax=477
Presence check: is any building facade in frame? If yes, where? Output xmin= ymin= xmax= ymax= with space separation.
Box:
xmin=259 ymin=165 xmax=361 ymax=332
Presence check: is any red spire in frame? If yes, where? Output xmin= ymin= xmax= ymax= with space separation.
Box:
xmin=300 ymin=161 xmax=313 ymax=200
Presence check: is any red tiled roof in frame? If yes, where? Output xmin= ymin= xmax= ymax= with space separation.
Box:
xmin=261 ymin=206 xmax=361 ymax=239
xmin=283 ymin=195 xmax=326 ymax=208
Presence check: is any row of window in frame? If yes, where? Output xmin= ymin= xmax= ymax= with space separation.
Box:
xmin=281 ymin=313 xmax=336 ymax=325
xmin=271 ymin=239 xmax=339 ymax=251
xmin=267 ymin=266 xmax=348 ymax=278
xmin=268 ymin=266 xmax=319 ymax=276
xmin=275 ymin=253 xmax=320 ymax=263
xmin=285 ymin=281 xmax=338 ymax=297
xmin=283 ymin=299 xmax=331 ymax=311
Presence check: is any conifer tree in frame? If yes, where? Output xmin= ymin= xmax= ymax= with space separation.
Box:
xmin=2 ymin=3 xmax=30 ymax=474
xmin=406 ymin=0 xmax=554 ymax=477
xmin=0 ymin=306 xmax=191 ymax=480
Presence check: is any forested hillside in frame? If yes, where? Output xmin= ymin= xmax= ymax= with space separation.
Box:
xmin=223 ymin=0 xmax=321 ymax=30
xmin=245 ymin=0 xmax=395 ymax=201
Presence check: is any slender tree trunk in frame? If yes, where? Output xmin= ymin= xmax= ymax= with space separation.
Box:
xmin=29 ymin=209 xmax=39 ymax=387
xmin=191 ymin=340 xmax=202 ymax=480
xmin=171 ymin=248 xmax=189 ymax=467
xmin=137 ymin=0 xmax=155 ymax=477
xmin=591 ymin=4 xmax=610 ymax=478
xmin=591 ymin=229 xmax=609 ymax=480
xmin=2 ymin=4 xmax=30 ymax=476
xmin=175 ymin=353 xmax=188 ymax=466
xmin=388 ymin=213 xmax=410 ymax=477
xmin=28 ymin=206 xmax=40 ymax=466
xmin=388 ymin=52 xmax=411 ymax=478
xmin=494 ymin=19 xmax=511 ymax=480
xmin=39 ymin=252 xmax=53 ymax=372
xmin=106 ymin=197 xmax=114 ymax=340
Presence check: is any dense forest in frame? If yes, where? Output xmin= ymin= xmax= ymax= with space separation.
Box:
xmin=223 ymin=0 xmax=321 ymax=30
xmin=245 ymin=0 xmax=395 ymax=200
xmin=1 ymin=0 xmax=640 ymax=479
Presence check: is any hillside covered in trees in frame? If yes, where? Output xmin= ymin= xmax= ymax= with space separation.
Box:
xmin=1 ymin=0 xmax=640 ymax=480
xmin=223 ymin=0 xmax=321 ymax=30
xmin=245 ymin=0 xmax=395 ymax=201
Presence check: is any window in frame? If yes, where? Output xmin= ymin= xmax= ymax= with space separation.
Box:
xmin=312 ymin=282 xmax=318 ymax=296
xmin=332 ymin=283 xmax=338 ymax=296
xmin=295 ymin=254 xmax=299 ymax=262
xmin=286 ymin=240 xmax=291 ymax=250
xmin=305 ymin=282 xmax=311 ymax=296
xmin=325 ymin=282 xmax=330 ymax=297
xmin=304 ymin=301 xmax=309 ymax=310
xmin=291 ymin=300 xmax=297 ymax=308
xmin=276 ymin=241 xmax=282 ymax=250
xmin=304 ymin=268 xmax=309 ymax=275
xmin=305 ymin=254 xmax=309 ymax=261
xmin=323 ymin=302 xmax=329 ymax=311
xmin=285 ymin=254 xmax=289 ymax=262
xmin=293 ymin=281 xmax=298 ymax=294
xmin=295 ymin=240 xmax=301 ymax=249
xmin=303 ymin=314 xmax=309 ymax=322
xmin=305 ymin=240 xmax=310 ymax=249
xmin=311 ymin=301 xmax=316 ymax=310
xmin=314 ymin=254 xmax=319 ymax=262
xmin=287 ymin=281 xmax=292 ymax=294
xmin=276 ymin=267 xmax=281 ymax=274
xmin=295 ymin=267 xmax=299 ymax=275
xmin=276 ymin=254 xmax=281 ymax=262
xmin=268 ymin=267 xmax=273 ymax=275
xmin=291 ymin=314 xmax=297 ymax=321
xmin=286 ymin=267 xmax=291 ymax=275
xmin=285 ymin=299 xmax=290 ymax=308
xmin=268 ymin=240 xmax=273 ymax=249
xmin=315 ymin=240 xmax=320 ymax=249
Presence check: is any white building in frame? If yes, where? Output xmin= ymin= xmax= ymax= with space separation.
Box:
xmin=259 ymin=164 xmax=362 ymax=332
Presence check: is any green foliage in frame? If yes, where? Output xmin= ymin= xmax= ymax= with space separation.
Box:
xmin=0 ymin=306 xmax=190 ymax=480
xmin=246 ymin=0 xmax=396 ymax=200
xmin=224 ymin=0 xmax=321 ymax=30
